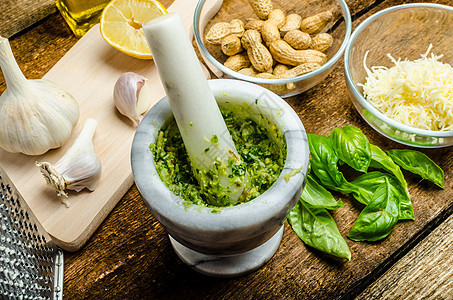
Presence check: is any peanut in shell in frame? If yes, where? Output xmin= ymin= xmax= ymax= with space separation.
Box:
xmin=245 ymin=19 xmax=264 ymax=31
xmin=280 ymin=14 xmax=302 ymax=34
xmin=224 ymin=53 xmax=251 ymax=71
xmin=283 ymin=30 xmax=312 ymax=50
xmin=311 ymin=33 xmax=333 ymax=53
xmin=247 ymin=0 xmax=273 ymax=20
xmin=205 ymin=19 xmax=244 ymax=45
xmin=242 ymin=30 xmax=273 ymax=72
xmin=221 ymin=35 xmax=243 ymax=56
xmin=300 ymin=11 xmax=333 ymax=34
xmin=269 ymin=40 xmax=327 ymax=66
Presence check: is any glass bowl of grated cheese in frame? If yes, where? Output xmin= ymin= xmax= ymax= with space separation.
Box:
xmin=344 ymin=3 xmax=453 ymax=148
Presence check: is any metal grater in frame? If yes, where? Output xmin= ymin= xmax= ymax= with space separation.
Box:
xmin=0 ymin=166 xmax=63 ymax=299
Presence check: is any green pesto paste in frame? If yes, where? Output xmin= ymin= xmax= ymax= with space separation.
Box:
xmin=150 ymin=104 xmax=286 ymax=209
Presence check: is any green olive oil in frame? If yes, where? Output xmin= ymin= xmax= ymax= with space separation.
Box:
xmin=56 ymin=0 xmax=110 ymax=37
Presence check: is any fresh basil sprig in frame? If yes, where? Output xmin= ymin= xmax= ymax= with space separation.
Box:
xmin=386 ymin=149 xmax=445 ymax=189
xmin=348 ymin=178 xmax=399 ymax=241
xmin=288 ymin=199 xmax=351 ymax=260
xmin=331 ymin=126 xmax=371 ymax=173
xmin=289 ymin=126 xmax=445 ymax=261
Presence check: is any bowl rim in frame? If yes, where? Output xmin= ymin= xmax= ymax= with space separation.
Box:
xmin=344 ymin=3 xmax=453 ymax=138
xmin=131 ymin=79 xmax=309 ymax=233
xmin=193 ymin=0 xmax=352 ymax=85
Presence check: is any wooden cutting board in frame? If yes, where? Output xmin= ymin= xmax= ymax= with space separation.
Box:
xmin=0 ymin=0 xmax=221 ymax=251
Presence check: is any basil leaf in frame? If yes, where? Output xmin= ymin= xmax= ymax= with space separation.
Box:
xmin=308 ymin=168 xmax=359 ymax=196
xmin=288 ymin=199 xmax=351 ymax=260
xmin=369 ymin=144 xmax=408 ymax=191
xmin=301 ymin=174 xmax=343 ymax=210
xmin=368 ymin=146 xmax=413 ymax=219
xmin=331 ymin=126 xmax=371 ymax=173
xmin=386 ymin=149 xmax=445 ymax=189
xmin=348 ymin=179 xmax=400 ymax=241
xmin=350 ymin=171 xmax=413 ymax=220
xmin=307 ymin=134 xmax=350 ymax=191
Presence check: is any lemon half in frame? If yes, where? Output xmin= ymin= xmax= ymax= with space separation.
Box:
xmin=100 ymin=0 xmax=167 ymax=59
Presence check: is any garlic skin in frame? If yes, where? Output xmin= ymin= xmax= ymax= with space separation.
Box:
xmin=0 ymin=36 xmax=79 ymax=155
xmin=36 ymin=118 xmax=101 ymax=206
xmin=113 ymin=72 xmax=151 ymax=126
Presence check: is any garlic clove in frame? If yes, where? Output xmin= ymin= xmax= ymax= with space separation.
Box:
xmin=0 ymin=36 xmax=79 ymax=155
xmin=36 ymin=118 xmax=101 ymax=207
xmin=136 ymin=79 xmax=151 ymax=115
xmin=113 ymin=72 xmax=152 ymax=126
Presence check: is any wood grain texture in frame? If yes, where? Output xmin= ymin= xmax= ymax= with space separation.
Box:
xmin=0 ymin=0 xmax=451 ymax=299
xmin=0 ymin=0 xmax=55 ymax=38
xmin=357 ymin=214 xmax=453 ymax=300
xmin=63 ymin=0 xmax=451 ymax=298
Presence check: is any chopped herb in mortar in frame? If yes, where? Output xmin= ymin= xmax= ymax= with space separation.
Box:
xmin=150 ymin=105 xmax=286 ymax=209
xmin=210 ymin=134 xmax=219 ymax=146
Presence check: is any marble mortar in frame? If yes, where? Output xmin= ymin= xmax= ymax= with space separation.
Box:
xmin=131 ymin=79 xmax=309 ymax=277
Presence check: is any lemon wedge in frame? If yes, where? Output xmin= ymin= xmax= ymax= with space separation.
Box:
xmin=100 ymin=0 xmax=167 ymax=59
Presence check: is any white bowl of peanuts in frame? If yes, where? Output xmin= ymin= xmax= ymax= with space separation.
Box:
xmin=194 ymin=0 xmax=352 ymax=98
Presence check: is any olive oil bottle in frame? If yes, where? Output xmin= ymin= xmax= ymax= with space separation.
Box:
xmin=56 ymin=0 xmax=110 ymax=37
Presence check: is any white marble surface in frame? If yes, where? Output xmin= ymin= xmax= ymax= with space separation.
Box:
xmin=131 ymin=79 xmax=309 ymax=276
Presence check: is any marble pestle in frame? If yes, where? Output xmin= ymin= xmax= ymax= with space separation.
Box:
xmin=142 ymin=13 xmax=246 ymax=205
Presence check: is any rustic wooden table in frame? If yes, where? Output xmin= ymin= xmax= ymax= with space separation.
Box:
xmin=0 ymin=0 xmax=452 ymax=299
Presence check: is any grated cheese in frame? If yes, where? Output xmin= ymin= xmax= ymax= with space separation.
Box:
xmin=359 ymin=45 xmax=453 ymax=131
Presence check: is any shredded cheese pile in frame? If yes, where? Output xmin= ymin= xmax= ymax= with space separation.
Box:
xmin=360 ymin=45 xmax=453 ymax=131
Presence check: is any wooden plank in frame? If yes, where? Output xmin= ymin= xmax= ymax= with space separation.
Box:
xmin=356 ymin=213 xmax=453 ymax=299
xmin=0 ymin=0 xmax=56 ymax=38
xmin=0 ymin=0 xmax=452 ymax=298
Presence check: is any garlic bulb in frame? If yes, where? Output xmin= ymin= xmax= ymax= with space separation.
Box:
xmin=113 ymin=72 xmax=151 ymax=126
xmin=36 ymin=118 xmax=101 ymax=206
xmin=0 ymin=36 xmax=79 ymax=155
